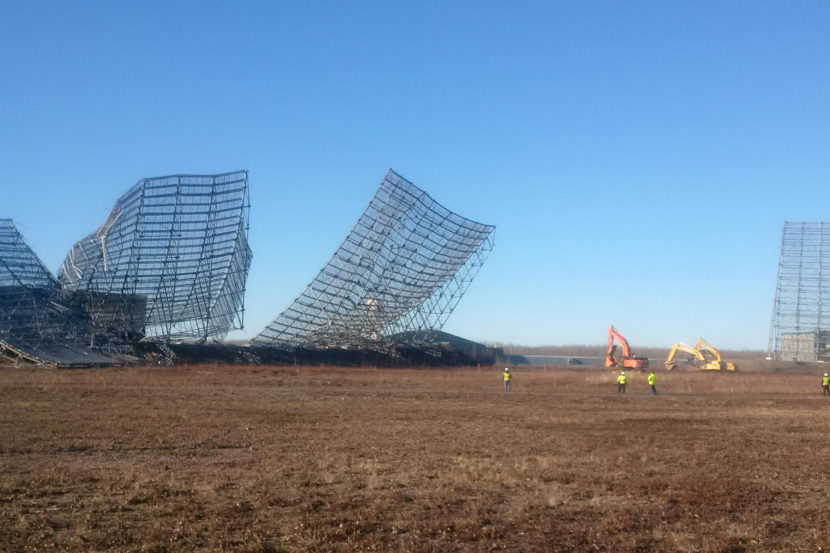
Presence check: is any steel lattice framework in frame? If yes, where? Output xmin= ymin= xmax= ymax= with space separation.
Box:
xmin=253 ymin=169 xmax=495 ymax=349
xmin=0 ymin=219 xmax=60 ymax=346
xmin=0 ymin=219 xmax=56 ymax=290
xmin=769 ymin=222 xmax=830 ymax=361
xmin=58 ymin=171 xmax=252 ymax=342
xmin=0 ymin=220 xmax=113 ymax=365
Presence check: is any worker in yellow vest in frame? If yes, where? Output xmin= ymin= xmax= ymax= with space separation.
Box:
xmin=822 ymin=373 xmax=829 ymax=397
xmin=647 ymin=371 xmax=657 ymax=395
xmin=616 ymin=371 xmax=627 ymax=394
xmin=503 ymin=368 xmax=512 ymax=392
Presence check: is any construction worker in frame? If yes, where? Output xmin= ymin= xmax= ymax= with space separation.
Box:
xmin=503 ymin=368 xmax=512 ymax=392
xmin=617 ymin=371 xmax=627 ymax=394
xmin=647 ymin=371 xmax=657 ymax=395
xmin=822 ymin=373 xmax=829 ymax=397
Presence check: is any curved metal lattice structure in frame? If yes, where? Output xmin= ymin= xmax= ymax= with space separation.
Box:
xmin=253 ymin=169 xmax=495 ymax=349
xmin=769 ymin=221 xmax=830 ymax=361
xmin=58 ymin=171 xmax=252 ymax=342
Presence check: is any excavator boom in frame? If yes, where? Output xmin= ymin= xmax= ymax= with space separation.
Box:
xmin=665 ymin=342 xmax=705 ymax=370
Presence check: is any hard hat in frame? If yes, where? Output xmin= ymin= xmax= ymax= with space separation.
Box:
xmin=825 ymin=373 xmax=828 ymax=376
xmin=504 ymin=368 xmax=509 ymax=371
xmin=621 ymin=371 xmax=625 ymax=375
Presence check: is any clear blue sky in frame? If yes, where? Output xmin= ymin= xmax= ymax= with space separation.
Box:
xmin=2 ymin=1 xmax=828 ymax=350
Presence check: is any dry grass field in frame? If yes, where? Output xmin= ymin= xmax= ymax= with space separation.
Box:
xmin=1 ymin=363 xmax=829 ymax=552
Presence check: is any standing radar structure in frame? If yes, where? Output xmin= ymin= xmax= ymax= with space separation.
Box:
xmin=253 ymin=169 xmax=495 ymax=349
xmin=58 ymin=171 xmax=252 ymax=343
xmin=769 ymin=222 xmax=830 ymax=361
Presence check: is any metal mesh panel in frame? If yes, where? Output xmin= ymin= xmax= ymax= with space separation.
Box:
xmin=58 ymin=171 xmax=252 ymax=342
xmin=768 ymin=222 xmax=830 ymax=361
xmin=253 ymin=169 xmax=495 ymax=349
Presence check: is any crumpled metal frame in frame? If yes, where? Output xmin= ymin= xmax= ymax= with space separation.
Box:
xmin=254 ymin=169 xmax=494 ymax=349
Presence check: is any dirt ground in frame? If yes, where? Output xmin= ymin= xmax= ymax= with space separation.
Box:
xmin=0 ymin=364 xmax=828 ymax=552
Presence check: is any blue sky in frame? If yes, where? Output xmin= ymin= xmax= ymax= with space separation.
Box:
xmin=1 ymin=1 xmax=828 ymax=350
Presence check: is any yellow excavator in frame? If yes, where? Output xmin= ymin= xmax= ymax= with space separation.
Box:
xmin=664 ymin=342 xmax=705 ymax=370
xmin=664 ymin=339 xmax=737 ymax=371
xmin=695 ymin=338 xmax=737 ymax=371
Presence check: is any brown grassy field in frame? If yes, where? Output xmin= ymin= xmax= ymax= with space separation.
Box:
xmin=1 ymin=364 xmax=829 ymax=552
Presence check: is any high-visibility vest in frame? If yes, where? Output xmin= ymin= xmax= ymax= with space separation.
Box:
xmin=504 ymin=372 xmax=511 ymax=382
xmin=648 ymin=373 xmax=656 ymax=385
xmin=823 ymin=376 xmax=829 ymax=387
xmin=617 ymin=375 xmax=627 ymax=385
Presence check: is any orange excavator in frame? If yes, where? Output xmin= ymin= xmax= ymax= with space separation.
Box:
xmin=605 ymin=325 xmax=649 ymax=370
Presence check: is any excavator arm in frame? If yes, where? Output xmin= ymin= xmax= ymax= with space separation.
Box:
xmin=606 ymin=327 xmax=616 ymax=367
xmin=665 ymin=342 xmax=705 ymax=370
xmin=606 ymin=325 xmax=632 ymax=366
xmin=695 ymin=338 xmax=721 ymax=361
xmin=610 ymin=326 xmax=633 ymax=358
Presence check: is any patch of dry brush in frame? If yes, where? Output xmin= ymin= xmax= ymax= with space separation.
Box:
xmin=0 ymin=365 xmax=828 ymax=552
